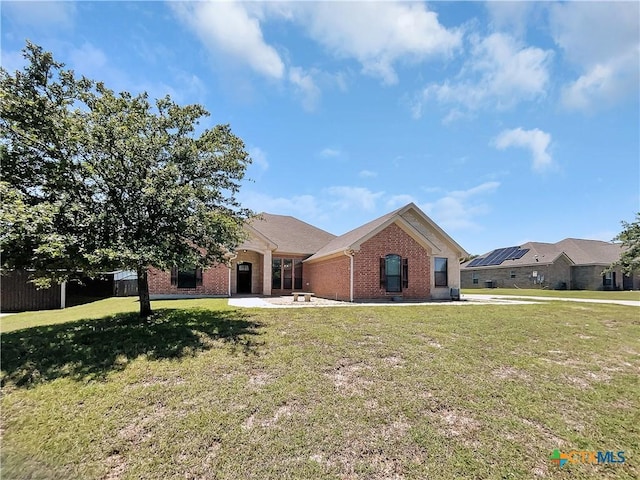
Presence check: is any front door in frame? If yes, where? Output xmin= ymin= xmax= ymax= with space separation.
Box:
xmin=237 ymin=262 xmax=252 ymax=294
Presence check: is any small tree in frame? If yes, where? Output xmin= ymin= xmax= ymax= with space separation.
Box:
xmin=608 ymin=213 xmax=640 ymax=277
xmin=1 ymin=42 xmax=253 ymax=317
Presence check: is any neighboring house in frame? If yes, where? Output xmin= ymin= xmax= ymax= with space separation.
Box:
xmin=460 ymin=238 xmax=638 ymax=291
xmin=148 ymin=203 xmax=468 ymax=301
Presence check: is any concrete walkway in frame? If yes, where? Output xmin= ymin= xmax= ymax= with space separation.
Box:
xmin=462 ymin=293 xmax=640 ymax=307
xmin=228 ymin=294 xmax=639 ymax=308
xmin=228 ymin=295 xmax=539 ymax=308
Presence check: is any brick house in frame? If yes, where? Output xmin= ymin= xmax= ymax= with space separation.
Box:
xmin=149 ymin=203 xmax=468 ymax=301
xmin=460 ymin=238 xmax=638 ymax=291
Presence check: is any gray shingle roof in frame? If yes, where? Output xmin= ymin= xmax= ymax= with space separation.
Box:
xmin=305 ymin=207 xmax=402 ymax=261
xmin=249 ymin=213 xmax=336 ymax=255
xmin=463 ymin=238 xmax=623 ymax=269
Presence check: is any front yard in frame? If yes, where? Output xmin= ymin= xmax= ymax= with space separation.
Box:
xmin=1 ymin=299 xmax=638 ymax=479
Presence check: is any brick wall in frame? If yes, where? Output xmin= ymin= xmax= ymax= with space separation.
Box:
xmin=148 ymin=265 xmax=229 ymax=296
xmin=354 ymin=222 xmax=430 ymax=300
xmin=306 ymin=255 xmax=351 ymax=301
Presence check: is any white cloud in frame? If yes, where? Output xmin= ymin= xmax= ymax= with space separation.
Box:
xmin=288 ymin=66 xmax=321 ymax=112
xmin=326 ymin=186 xmax=384 ymax=211
xmin=485 ymin=2 xmax=538 ymax=38
xmin=2 ymin=1 xmax=76 ymax=28
xmin=414 ymin=33 xmax=552 ymax=119
xmin=171 ymin=1 xmax=285 ymax=80
xmin=359 ymin=170 xmax=378 ymax=178
xmin=291 ymin=1 xmax=462 ymax=85
xmin=239 ymin=191 xmax=323 ymax=220
xmin=419 ymin=182 xmax=500 ymax=231
xmin=69 ymin=43 xmax=108 ymax=72
xmin=0 ymin=49 xmax=27 ymax=74
xmin=550 ymin=2 xmax=639 ymax=111
xmin=387 ymin=195 xmax=416 ymax=209
xmin=494 ymin=128 xmax=552 ymax=172
xmin=248 ymin=147 xmax=269 ymax=171
xmin=318 ymin=148 xmax=342 ymax=159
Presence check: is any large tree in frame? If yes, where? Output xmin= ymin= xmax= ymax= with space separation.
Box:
xmin=609 ymin=213 xmax=640 ymax=276
xmin=1 ymin=42 xmax=253 ymax=317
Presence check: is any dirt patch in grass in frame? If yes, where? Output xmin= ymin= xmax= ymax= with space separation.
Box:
xmin=327 ymin=359 xmax=373 ymax=395
xmin=381 ymin=355 xmax=405 ymax=367
xmin=491 ymin=366 xmax=531 ymax=381
xmin=434 ymin=409 xmax=481 ymax=439
xmin=243 ymin=403 xmax=297 ymax=430
xmin=520 ymin=418 xmax=566 ymax=446
xmin=248 ymin=371 xmax=273 ymax=387
xmin=103 ymin=452 xmax=127 ymax=480
xmin=118 ymin=404 xmax=170 ymax=445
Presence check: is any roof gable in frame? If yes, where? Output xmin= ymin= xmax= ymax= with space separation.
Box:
xmin=246 ymin=213 xmax=336 ymax=255
xmin=305 ymin=203 xmax=468 ymax=262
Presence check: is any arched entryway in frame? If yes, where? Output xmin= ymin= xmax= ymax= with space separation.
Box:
xmin=237 ymin=262 xmax=252 ymax=294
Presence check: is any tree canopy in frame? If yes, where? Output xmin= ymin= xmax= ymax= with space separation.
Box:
xmin=609 ymin=213 xmax=640 ymax=277
xmin=1 ymin=42 xmax=253 ymax=316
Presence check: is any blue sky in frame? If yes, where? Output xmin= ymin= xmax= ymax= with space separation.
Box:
xmin=2 ymin=1 xmax=638 ymax=255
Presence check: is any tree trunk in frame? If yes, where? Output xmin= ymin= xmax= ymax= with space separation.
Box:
xmin=137 ymin=266 xmax=152 ymax=318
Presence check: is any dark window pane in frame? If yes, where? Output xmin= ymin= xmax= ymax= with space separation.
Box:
xmin=294 ymin=260 xmax=303 ymax=290
xmin=434 ymin=258 xmax=448 ymax=287
xmin=272 ymin=258 xmax=281 ymax=289
xmin=283 ymin=259 xmax=292 ymax=289
xmin=386 ymin=276 xmax=401 ymax=293
xmin=402 ymin=258 xmax=408 ymax=288
xmin=178 ymin=269 xmax=197 ymax=289
xmin=385 ymin=254 xmax=402 ymax=292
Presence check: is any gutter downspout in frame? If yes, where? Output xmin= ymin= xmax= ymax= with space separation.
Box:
xmin=228 ymin=253 xmax=238 ymax=297
xmin=344 ymin=250 xmax=354 ymax=302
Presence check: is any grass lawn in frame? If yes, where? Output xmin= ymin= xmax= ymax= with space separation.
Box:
xmin=1 ymin=299 xmax=638 ymax=479
xmin=462 ymin=288 xmax=640 ymax=301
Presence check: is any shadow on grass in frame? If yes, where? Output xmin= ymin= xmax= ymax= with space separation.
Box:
xmin=1 ymin=308 xmax=262 ymax=389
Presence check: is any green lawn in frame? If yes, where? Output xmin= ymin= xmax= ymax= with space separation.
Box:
xmin=2 ymin=298 xmax=638 ymax=479
xmin=462 ymin=288 xmax=640 ymax=301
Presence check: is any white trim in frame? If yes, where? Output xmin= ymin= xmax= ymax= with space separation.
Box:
xmin=344 ymin=250 xmax=354 ymax=302
xmin=60 ymin=281 xmax=66 ymax=309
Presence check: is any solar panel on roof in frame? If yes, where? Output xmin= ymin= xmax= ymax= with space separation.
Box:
xmin=467 ymin=257 xmax=484 ymax=267
xmin=467 ymin=247 xmax=529 ymax=268
xmin=492 ymin=246 xmax=519 ymax=265
xmin=511 ymin=248 xmax=528 ymax=260
xmin=482 ymin=248 xmax=504 ymax=265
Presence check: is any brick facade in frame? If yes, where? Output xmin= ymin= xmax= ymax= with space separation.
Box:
xmin=306 ymin=255 xmax=351 ymax=301
xmin=148 ymin=265 xmax=229 ymax=296
xmin=306 ymin=222 xmax=432 ymax=301
xmin=354 ymin=222 xmax=430 ymax=300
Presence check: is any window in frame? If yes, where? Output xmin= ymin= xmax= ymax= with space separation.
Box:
xmin=294 ymin=260 xmax=303 ymax=290
xmin=272 ymin=257 xmax=303 ymax=290
xmin=272 ymin=258 xmax=281 ymax=289
xmin=510 ymin=270 xmax=516 ymax=279
xmin=472 ymin=273 xmax=479 ymax=284
xmin=171 ymin=267 xmax=203 ymax=289
xmin=603 ymin=271 xmax=615 ymax=287
xmin=434 ymin=258 xmax=448 ymax=287
xmin=283 ymin=259 xmax=293 ymax=289
xmin=380 ymin=254 xmax=408 ymax=293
